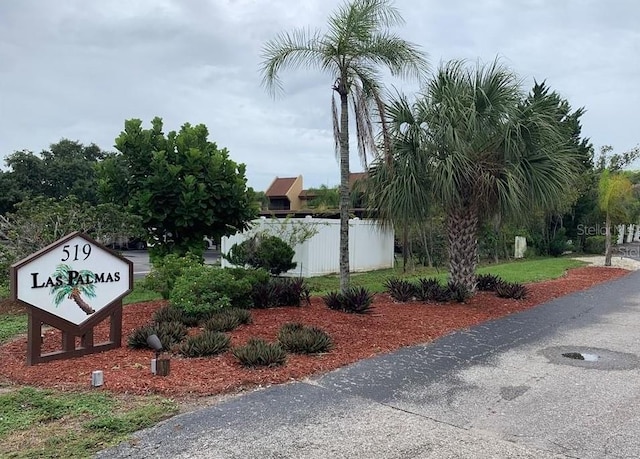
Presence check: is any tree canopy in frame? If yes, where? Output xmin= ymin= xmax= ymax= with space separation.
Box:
xmin=98 ymin=117 xmax=257 ymax=258
xmin=0 ymin=140 xmax=104 ymax=214
xmin=369 ymin=59 xmax=581 ymax=290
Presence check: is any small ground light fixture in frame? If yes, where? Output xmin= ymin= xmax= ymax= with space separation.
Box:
xmin=147 ymin=334 xmax=170 ymax=376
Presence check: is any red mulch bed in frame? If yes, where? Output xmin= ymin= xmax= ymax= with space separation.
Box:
xmin=0 ymin=267 xmax=630 ymax=397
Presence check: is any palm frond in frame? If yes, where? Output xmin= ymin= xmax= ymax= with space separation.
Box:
xmin=357 ymin=32 xmax=429 ymax=82
xmin=52 ymin=286 xmax=72 ymax=307
xmin=332 ymin=93 xmax=341 ymax=161
xmin=259 ymin=28 xmax=329 ymax=96
xmin=77 ymin=269 xmax=97 ymax=298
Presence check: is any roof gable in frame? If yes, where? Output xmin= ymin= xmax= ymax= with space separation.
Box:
xmin=265 ymin=177 xmax=298 ymax=197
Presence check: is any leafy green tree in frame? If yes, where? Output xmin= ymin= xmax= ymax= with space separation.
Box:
xmin=0 ymin=140 xmax=105 ymax=213
xmin=524 ymin=83 xmax=594 ymax=254
xmin=377 ymin=60 xmax=580 ymax=291
xmin=253 ymin=191 xmax=270 ymax=211
xmin=98 ymin=117 xmax=257 ymax=258
xmin=40 ymin=139 xmax=104 ymax=204
xmin=260 ymin=0 xmax=428 ymax=292
xmin=3 ymin=150 xmax=48 ymax=199
xmin=306 ymin=185 xmax=340 ymax=210
xmin=0 ymin=170 xmax=25 ymax=215
xmin=0 ymin=196 xmax=142 ymax=287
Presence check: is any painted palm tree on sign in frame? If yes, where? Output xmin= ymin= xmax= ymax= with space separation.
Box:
xmin=377 ymin=60 xmax=580 ymax=291
xmin=260 ymin=0 xmax=428 ymax=292
xmin=50 ymin=264 xmax=97 ymax=315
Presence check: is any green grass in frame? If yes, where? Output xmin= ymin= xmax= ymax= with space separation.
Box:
xmin=476 ymin=257 xmax=585 ymax=284
xmin=306 ymin=256 xmax=587 ymax=295
xmin=0 ymin=314 xmax=27 ymax=344
xmin=123 ymin=279 xmax=162 ymax=305
xmin=0 ymin=387 xmax=177 ymax=458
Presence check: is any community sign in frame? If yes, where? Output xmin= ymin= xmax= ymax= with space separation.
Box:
xmin=12 ymin=232 xmax=133 ymax=327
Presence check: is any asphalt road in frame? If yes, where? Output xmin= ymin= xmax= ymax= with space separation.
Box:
xmin=97 ymin=269 xmax=640 ymax=458
xmin=121 ymin=250 xmax=220 ymax=279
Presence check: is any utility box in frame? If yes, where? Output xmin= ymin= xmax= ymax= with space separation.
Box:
xmin=514 ymin=236 xmax=527 ymax=259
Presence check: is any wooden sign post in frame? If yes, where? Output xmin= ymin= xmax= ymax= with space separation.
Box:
xmin=10 ymin=232 xmax=133 ymax=365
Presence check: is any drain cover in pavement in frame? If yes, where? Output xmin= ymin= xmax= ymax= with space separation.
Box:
xmin=540 ymin=346 xmax=640 ymax=370
xmin=561 ymin=352 xmax=599 ymax=361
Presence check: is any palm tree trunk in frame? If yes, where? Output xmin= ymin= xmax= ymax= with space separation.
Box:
xmin=339 ymin=90 xmax=350 ymax=293
xmin=70 ymin=289 xmax=95 ymax=315
xmin=492 ymin=212 xmax=501 ymax=263
xmin=604 ymin=212 xmax=612 ymax=266
xmin=447 ymin=206 xmax=479 ymax=291
xmin=402 ymin=224 xmax=409 ymax=273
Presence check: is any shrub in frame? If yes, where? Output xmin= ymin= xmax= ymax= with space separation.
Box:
xmin=278 ymin=322 xmax=305 ymax=335
xmin=225 ymin=267 xmax=270 ymax=291
xmin=446 ymin=281 xmax=471 ymax=303
xmin=250 ymin=277 xmax=310 ymax=308
xmin=415 ymin=277 xmax=441 ymax=301
xmin=233 ymin=338 xmax=287 ymax=367
xmin=203 ymin=313 xmax=241 ymax=332
xmin=143 ymin=253 xmax=202 ymax=299
xmin=415 ymin=278 xmax=453 ymax=303
xmin=224 ymin=307 xmax=253 ymax=325
xmin=323 ymin=287 xmax=374 ymax=314
xmin=584 ymin=236 xmax=606 ymax=254
xmin=153 ymin=305 xmax=188 ymax=325
xmin=250 ymin=280 xmax=279 ymax=309
xmin=226 ymin=235 xmax=297 ymax=275
xmin=495 ymin=281 xmax=529 ymax=300
xmin=384 ymin=278 xmax=416 ymax=302
xmin=476 ymin=274 xmax=502 ymax=292
xmin=157 ymin=321 xmax=188 ymax=347
xmin=169 ymin=265 xmax=256 ymax=319
xmin=179 ymin=331 xmax=231 ymax=358
xmin=273 ymin=278 xmax=310 ymax=307
xmin=127 ymin=321 xmax=188 ymax=350
xmin=127 ymin=325 xmax=157 ymax=350
xmin=277 ymin=323 xmax=333 ymax=354
xmin=548 ymin=228 xmax=568 ymax=257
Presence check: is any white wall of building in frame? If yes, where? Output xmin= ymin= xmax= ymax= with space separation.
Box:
xmin=221 ymin=217 xmax=394 ymax=277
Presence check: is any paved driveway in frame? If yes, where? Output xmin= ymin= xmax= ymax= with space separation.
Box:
xmin=121 ymin=250 xmax=220 ymax=279
xmin=98 ymin=270 xmax=640 ymax=458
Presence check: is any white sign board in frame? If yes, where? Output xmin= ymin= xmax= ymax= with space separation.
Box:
xmin=13 ymin=233 xmax=132 ymax=326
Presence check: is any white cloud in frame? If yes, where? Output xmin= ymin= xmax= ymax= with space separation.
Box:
xmin=1 ymin=0 xmax=639 ymax=189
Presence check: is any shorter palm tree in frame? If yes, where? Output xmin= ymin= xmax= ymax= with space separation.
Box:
xmin=377 ymin=60 xmax=580 ymax=291
xmin=50 ymin=264 xmax=97 ymax=315
xmin=598 ymin=171 xmax=634 ymax=266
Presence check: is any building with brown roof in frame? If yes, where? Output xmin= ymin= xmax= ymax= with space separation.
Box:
xmin=262 ymin=173 xmax=368 ymax=216
xmin=264 ymin=176 xmax=303 ymax=211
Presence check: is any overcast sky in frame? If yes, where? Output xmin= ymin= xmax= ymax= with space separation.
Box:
xmin=1 ymin=0 xmax=638 ymax=192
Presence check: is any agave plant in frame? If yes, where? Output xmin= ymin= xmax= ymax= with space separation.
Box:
xmin=50 ymin=264 xmax=96 ymax=315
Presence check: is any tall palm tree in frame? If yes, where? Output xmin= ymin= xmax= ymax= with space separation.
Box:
xmin=379 ymin=60 xmax=580 ymax=291
xmin=260 ymin=0 xmax=428 ymax=292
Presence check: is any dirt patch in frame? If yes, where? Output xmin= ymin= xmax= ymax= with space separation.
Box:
xmin=0 ymin=267 xmax=629 ymax=398
xmin=0 ymin=299 xmax=25 ymax=315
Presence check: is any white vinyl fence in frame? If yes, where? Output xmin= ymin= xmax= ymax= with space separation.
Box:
xmin=221 ymin=217 xmax=394 ymax=277
xmin=616 ymin=224 xmax=640 ymax=244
